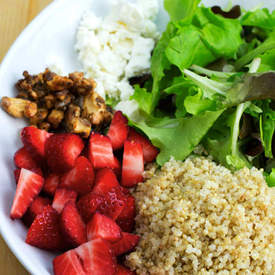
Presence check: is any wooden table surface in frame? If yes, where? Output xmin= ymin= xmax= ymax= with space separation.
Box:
xmin=0 ymin=1 xmax=52 ymax=273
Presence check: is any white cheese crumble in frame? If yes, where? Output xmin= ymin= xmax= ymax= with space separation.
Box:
xmin=75 ymin=0 xmax=159 ymax=103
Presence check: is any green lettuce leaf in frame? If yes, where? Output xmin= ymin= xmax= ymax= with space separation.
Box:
xmin=258 ymin=48 xmax=275 ymax=72
xmin=266 ymin=168 xmax=275 ymax=187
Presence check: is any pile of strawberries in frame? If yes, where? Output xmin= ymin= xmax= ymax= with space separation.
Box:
xmin=10 ymin=111 xmax=158 ymax=275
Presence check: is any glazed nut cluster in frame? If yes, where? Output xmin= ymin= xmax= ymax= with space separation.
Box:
xmin=1 ymin=69 xmax=112 ymax=137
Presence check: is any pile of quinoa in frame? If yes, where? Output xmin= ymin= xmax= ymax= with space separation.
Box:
xmin=126 ymin=157 xmax=275 ymax=274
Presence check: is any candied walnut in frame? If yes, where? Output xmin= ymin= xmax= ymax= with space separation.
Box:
xmin=47 ymin=109 xmax=64 ymax=128
xmin=29 ymin=108 xmax=48 ymax=125
xmin=44 ymin=94 xmax=55 ymax=109
xmin=38 ymin=122 xmax=51 ymax=131
xmin=1 ymin=97 xmax=37 ymax=118
xmin=82 ymin=91 xmax=112 ymax=126
xmin=69 ymin=72 xmax=96 ymax=96
xmin=47 ymin=75 xmax=73 ymax=91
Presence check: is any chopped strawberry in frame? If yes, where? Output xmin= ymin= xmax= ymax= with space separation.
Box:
xmin=10 ymin=168 xmax=44 ymax=219
xmin=75 ymin=239 xmax=117 ymax=275
xmin=14 ymin=147 xmax=41 ymax=171
xmin=21 ymin=126 xmax=52 ymax=159
xmin=26 ymin=205 xmax=64 ymax=251
xmin=112 ymin=232 xmax=140 ymax=256
xmin=121 ymin=141 xmax=144 ymax=187
xmin=77 ymin=192 xmax=104 ymax=223
xmin=52 ymin=188 xmax=77 ymax=214
xmin=23 ymin=196 xmax=51 ymax=227
xmin=92 ymin=168 xmax=119 ymax=195
xmin=116 ymin=265 xmax=135 ymax=275
xmin=98 ymin=186 xmax=127 ymax=220
xmin=45 ymin=133 xmax=84 ymax=173
xmin=107 ymin=111 xmax=129 ymax=150
xmin=43 ymin=173 xmax=60 ymax=196
xmin=53 ymin=250 xmax=86 ymax=275
xmin=60 ymin=156 xmax=95 ymax=195
xmin=88 ymin=133 xmax=116 ymax=169
xmin=112 ymin=157 xmax=121 ymax=178
xmin=87 ymin=212 xmax=122 ymax=242
xmin=14 ymin=168 xmax=21 ymax=184
xmin=128 ymin=128 xmax=158 ymax=163
xmin=116 ymin=195 xmax=135 ymax=232
xmin=60 ymin=202 xmax=87 ymax=248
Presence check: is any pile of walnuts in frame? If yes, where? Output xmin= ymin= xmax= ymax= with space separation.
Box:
xmin=1 ymin=69 xmax=113 ymax=138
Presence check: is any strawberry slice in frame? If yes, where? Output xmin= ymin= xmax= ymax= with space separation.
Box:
xmin=121 ymin=141 xmax=144 ymax=187
xmin=45 ymin=133 xmax=84 ymax=173
xmin=60 ymin=202 xmax=87 ymax=248
xmin=87 ymin=212 xmax=122 ymax=242
xmin=23 ymin=196 xmax=51 ymax=227
xmin=26 ymin=205 xmax=64 ymax=251
xmin=14 ymin=168 xmax=21 ymax=184
xmin=107 ymin=111 xmax=129 ymax=150
xmin=75 ymin=239 xmax=117 ymax=275
xmin=116 ymin=195 xmax=135 ymax=232
xmin=60 ymin=156 xmax=95 ymax=195
xmin=77 ymin=192 xmax=104 ymax=223
xmin=88 ymin=133 xmax=116 ymax=169
xmin=43 ymin=173 xmax=60 ymax=196
xmin=14 ymin=147 xmax=42 ymax=171
xmin=92 ymin=168 xmax=119 ymax=195
xmin=53 ymin=250 xmax=86 ymax=275
xmin=116 ymin=265 xmax=135 ymax=275
xmin=128 ymin=128 xmax=158 ymax=163
xmin=21 ymin=126 xmax=52 ymax=159
xmin=112 ymin=232 xmax=140 ymax=256
xmin=52 ymin=188 xmax=77 ymax=214
xmin=10 ymin=168 xmax=44 ymax=219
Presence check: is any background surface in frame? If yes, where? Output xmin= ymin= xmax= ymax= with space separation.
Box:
xmin=0 ymin=1 xmax=52 ymax=273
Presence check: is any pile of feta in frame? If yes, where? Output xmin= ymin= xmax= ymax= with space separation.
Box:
xmin=75 ymin=0 xmax=159 ymax=111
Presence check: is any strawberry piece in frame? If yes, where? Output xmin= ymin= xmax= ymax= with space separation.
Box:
xmin=10 ymin=168 xmax=44 ymax=219
xmin=77 ymin=192 xmax=104 ymax=223
xmin=121 ymin=141 xmax=144 ymax=187
xmin=60 ymin=156 xmax=95 ymax=195
xmin=107 ymin=111 xmax=129 ymax=150
xmin=75 ymin=239 xmax=117 ymax=275
xmin=128 ymin=128 xmax=158 ymax=163
xmin=53 ymin=250 xmax=86 ymax=275
xmin=43 ymin=173 xmax=60 ymax=196
xmin=116 ymin=265 xmax=135 ymax=275
xmin=92 ymin=168 xmax=119 ymax=195
xmin=113 ymin=157 xmax=121 ymax=178
xmin=14 ymin=168 xmax=21 ymax=184
xmin=45 ymin=133 xmax=84 ymax=173
xmin=52 ymin=188 xmax=77 ymax=214
xmin=26 ymin=205 xmax=64 ymax=251
xmin=112 ymin=232 xmax=140 ymax=256
xmin=23 ymin=196 xmax=51 ymax=227
xmin=116 ymin=195 xmax=135 ymax=232
xmin=14 ymin=147 xmax=41 ymax=171
xmin=60 ymin=202 xmax=87 ymax=248
xmin=21 ymin=126 xmax=52 ymax=159
xmin=87 ymin=212 xmax=122 ymax=242
xmin=88 ymin=133 xmax=116 ymax=169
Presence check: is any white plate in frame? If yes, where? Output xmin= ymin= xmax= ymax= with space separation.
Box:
xmin=0 ymin=0 xmax=274 ymax=274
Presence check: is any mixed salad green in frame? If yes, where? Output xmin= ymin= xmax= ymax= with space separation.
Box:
xmin=129 ymin=0 xmax=275 ymax=185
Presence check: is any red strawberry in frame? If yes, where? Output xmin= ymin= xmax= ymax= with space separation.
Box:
xmin=75 ymin=239 xmax=117 ymax=275
xmin=52 ymin=188 xmax=77 ymax=214
xmin=87 ymin=212 xmax=122 ymax=242
xmin=128 ymin=128 xmax=158 ymax=163
xmin=116 ymin=195 xmax=135 ymax=232
xmin=60 ymin=156 xmax=95 ymax=195
xmin=21 ymin=126 xmax=52 ymax=158
xmin=23 ymin=196 xmax=51 ymax=227
xmin=45 ymin=133 xmax=84 ymax=173
xmin=60 ymin=202 xmax=87 ymax=248
xmin=53 ymin=250 xmax=86 ymax=275
xmin=88 ymin=133 xmax=116 ymax=169
xmin=14 ymin=168 xmax=21 ymax=184
xmin=14 ymin=147 xmax=42 ymax=171
xmin=92 ymin=168 xmax=119 ymax=195
xmin=10 ymin=168 xmax=44 ymax=219
xmin=121 ymin=141 xmax=144 ymax=187
xmin=26 ymin=205 xmax=64 ymax=251
xmin=112 ymin=232 xmax=140 ymax=256
xmin=77 ymin=192 xmax=104 ymax=223
xmin=116 ymin=265 xmax=135 ymax=275
xmin=43 ymin=173 xmax=60 ymax=196
xmin=107 ymin=111 xmax=129 ymax=150
xmin=113 ymin=157 xmax=121 ymax=178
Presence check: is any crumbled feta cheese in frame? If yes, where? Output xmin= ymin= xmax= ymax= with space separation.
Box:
xmin=75 ymin=0 xmax=159 ymax=101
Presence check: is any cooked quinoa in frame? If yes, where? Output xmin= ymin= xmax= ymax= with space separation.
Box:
xmin=126 ymin=157 xmax=275 ymax=275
